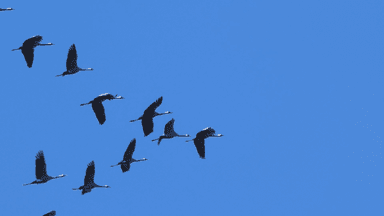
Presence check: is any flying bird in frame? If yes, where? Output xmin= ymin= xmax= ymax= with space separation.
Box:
xmin=43 ymin=210 xmax=56 ymax=216
xmin=152 ymin=118 xmax=190 ymax=145
xmin=80 ymin=93 xmax=124 ymax=125
xmin=0 ymin=8 xmax=14 ymax=11
xmin=130 ymin=96 xmax=172 ymax=136
xmin=111 ymin=138 xmax=148 ymax=173
xmin=12 ymin=35 xmax=53 ymax=68
xmin=56 ymin=44 xmax=93 ymax=77
xmin=186 ymin=127 xmax=223 ymax=159
xmin=23 ymin=151 xmax=66 ymax=186
xmin=73 ymin=161 xmax=110 ymax=195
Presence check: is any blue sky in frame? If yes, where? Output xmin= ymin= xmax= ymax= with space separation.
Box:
xmin=1 ymin=0 xmax=384 ymax=215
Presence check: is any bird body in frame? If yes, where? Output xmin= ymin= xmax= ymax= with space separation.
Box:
xmin=73 ymin=161 xmax=110 ymax=195
xmin=12 ymin=35 xmax=53 ymax=68
xmin=152 ymin=118 xmax=190 ymax=145
xmin=43 ymin=210 xmax=56 ymax=216
xmin=23 ymin=151 xmax=66 ymax=186
xmin=130 ymin=96 xmax=172 ymax=136
xmin=0 ymin=8 xmax=14 ymax=11
xmin=111 ymin=138 xmax=148 ymax=173
xmin=56 ymin=44 xmax=93 ymax=77
xmin=186 ymin=127 xmax=223 ymax=159
xmin=80 ymin=93 xmax=124 ymax=125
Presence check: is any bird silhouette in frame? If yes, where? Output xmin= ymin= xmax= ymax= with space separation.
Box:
xmin=130 ymin=96 xmax=172 ymax=136
xmin=23 ymin=151 xmax=66 ymax=186
xmin=0 ymin=8 xmax=14 ymax=11
xmin=43 ymin=210 xmax=56 ymax=216
xmin=12 ymin=35 xmax=53 ymax=68
xmin=56 ymin=44 xmax=93 ymax=77
xmin=152 ymin=118 xmax=190 ymax=145
xmin=80 ymin=93 xmax=124 ymax=125
xmin=111 ymin=138 xmax=148 ymax=173
xmin=186 ymin=127 xmax=223 ymax=159
xmin=73 ymin=161 xmax=110 ymax=195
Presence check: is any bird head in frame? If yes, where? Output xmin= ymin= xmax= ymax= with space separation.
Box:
xmin=105 ymin=185 xmax=111 ymax=188
xmin=7 ymin=8 xmax=14 ymax=10
xmin=217 ymin=134 xmax=224 ymax=137
xmin=115 ymin=94 xmax=124 ymax=99
xmin=185 ymin=134 xmax=191 ymax=137
xmin=59 ymin=174 xmax=67 ymax=177
xmin=165 ymin=111 xmax=172 ymax=114
xmin=143 ymin=158 xmax=148 ymax=161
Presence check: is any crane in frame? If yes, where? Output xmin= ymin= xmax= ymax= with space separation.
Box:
xmin=152 ymin=118 xmax=190 ymax=145
xmin=73 ymin=161 xmax=110 ymax=195
xmin=56 ymin=44 xmax=93 ymax=77
xmin=12 ymin=35 xmax=53 ymax=68
xmin=23 ymin=151 xmax=66 ymax=186
xmin=0 ymin=8 xmax=14 ymax=11
xmin=186 ymin=127 xmax=223 ymax=159
xmin=111 ymin=138 xmax=148 ymax=173
xmin=130 ymin=96 xmax=172 ymax=136
xmin=80 ymin=93 xmax=124 ymax=125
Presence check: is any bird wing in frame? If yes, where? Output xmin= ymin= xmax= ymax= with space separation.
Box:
xmin=144 ymin=96 xmax=163 ymax=115
xmin=66 ymin=44 xmax=78 ymax=71
xmin=197 ymin=127 xmax=216 ymax=139
xmin=121 ymin=163 xmax=131 ymax=173
xmin=84 ymin=161 xmax=95 ymax=185
xmin=35 ymin=151 xmax=47 ymax=179
xmin=193 ymin=138 xmax=206 ymax=159
xmin=21 ymin=48 xmax=34 ymax=68
xmin=123 ymin=138 xmax=136 ymax=161
xmin=43 ymin=210 xmax=56 ymax=216
xmin=142 ymin=115 xmax=154 ymax=136
xmin=92 ymin=101 xmax=106 ymax=125
xmin=23 ymin=35 xmax=42 ymax=48
xmin=164 ymin=118 xmax=176 ymax=135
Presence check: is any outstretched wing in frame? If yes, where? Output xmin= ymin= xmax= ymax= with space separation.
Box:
xmin=43 ymin=210 xmax=56 ymax=216
xmin=142 ymin=115 xmax=154 ymax=136
xmin=35 ymin=150 xmax=47 ymax=179
xmin=21 ymin=48 xmax=34 ymax=68
xmin=164 ymin=118 xmax=176 ymax=135
xmin=144 ymin=96 xmax=163 ymax=115
xmin=92 ymin=101 xmax=106 ymax=125
xmin=84 ymin=161 xmax=95 ymax=186
xmin=123 ymin=138 xmax=136 ymax=161
xmin=66 ymin=44 xmax=78 ymax=71
xmin=121 ymin=163 xmax=131 ymax=173
xmin=23 ymin=35 xmax=42 ymax=48
xmin=193 ymin=138 xmax=206 ymax=159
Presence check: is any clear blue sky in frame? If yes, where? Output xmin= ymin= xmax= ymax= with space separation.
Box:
xmin=1 ymin=0 xmax=384 ymax=215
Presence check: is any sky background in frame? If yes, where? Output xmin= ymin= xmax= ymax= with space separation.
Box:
xmin=1 ymin=0 xmax=384 ymax=215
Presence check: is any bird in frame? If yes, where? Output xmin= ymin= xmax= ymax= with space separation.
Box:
xmin=111 ymin=138 xmax=148 ymax=173
xmin=152 ymin=118 xmax=190 ymax=145
xmin=43 ymin=210 xmax=56 ymax=216
xmin=56 ymin=44 xmax=93 ymax=77
xmin=130 ymin=96 xmax=172 ymax=136
xmin=12 ymin=35 xmax=53 ymax=68
xmin=80 ymin=93 xmax=124 ymax=125
xmin=73 ymin=161 xmax=110 ymax=195
xmin=0 ymin=8 xmax=14 ymax=11
xmin=23 ymin=151 xmax=66 ymax=186
xmin=186 ymin=127 xmax=224 ymax=159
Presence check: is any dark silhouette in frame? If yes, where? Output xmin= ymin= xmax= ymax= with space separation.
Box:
xmin=111 ymin=138 xmax=148 ymax=172
xmin=0 ymin=8 xmax=14 ymax=11
xmin=23 ymin=151 xmax=66 ymax=186
xmin=80 ymin=93 xmax=124 ymax=125
xmin=73 ymin=161 xmax=110 ymax=195
xmin=43 ymin=210 xmax=56 ymax=216
xmin=56 ymin=44 xmax=93 ymax=77
xmin=130 ymin=96 xmax=172 ymax=136
xmin=186 ymin=127 xmax=224 ymax=159
xmin=12 ymin=35 xmax=53 ymax=68
xmin=152 ymin=118 xmax=190 ymax=145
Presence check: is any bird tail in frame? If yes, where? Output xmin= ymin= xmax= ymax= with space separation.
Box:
xmin=80 ymin=102 xmax=90 ymax=106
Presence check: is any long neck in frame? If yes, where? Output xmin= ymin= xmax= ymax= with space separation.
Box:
xmin=94 ymin=184 xmax=109 ymax=188
xmin=132 ymin=158 xmax=147 ymax=162
xmin=177 ymin=134 xmax=189 ymax=137
xmin=38 ymin=43 xmax=54 ymax=46
xmin=130 ymin=116 xmax=143 ymax=122
xmin=79 ymin=68 xmax=93 ymax=71
xmin=155 ymin=112 xmax=170 ymax=117
xmin=12 ymin=47 xmax=21 ymax=51
xmin=52 ymin=175 xmax=65 ymax=179
xmin=80 ymin=101 xmax=92 ymax=106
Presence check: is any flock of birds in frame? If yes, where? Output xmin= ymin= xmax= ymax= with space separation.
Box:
xmin=3 ymin=7 xmax=224 ymax=216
